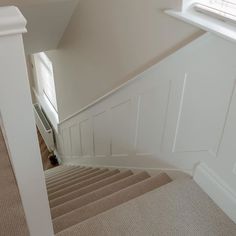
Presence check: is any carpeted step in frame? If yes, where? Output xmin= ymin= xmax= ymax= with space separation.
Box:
xmin=55 ymin=178 xmax=236 ymax=236
xmin=49 ymin=170 xmax=130 ymax=201
xmin=50 ymin=170 xmax=132 ymax=208
xmin=47 ymin=169 xmax=107 ymax=194
xmin=46 ymin=167 xmax=88 ymax=182
xmin=45 ymin=166 xmax=81 ymax=179
xmin=46 ymin=167 xmax=87 ymax=181
xmin=47 ymin=168 xmax=95 ymax=187
xmin=51 ymin=171 xmax=150 ymax=218
xmin=53 ymin=172 xmax=172 ymax=233
xmin=45 ymin=166 xmax=72 ymax=176
xmin=47 ymin=168 xmax=99 ymax=191
xmin=45 ymin=165 xmax=77 ymax=175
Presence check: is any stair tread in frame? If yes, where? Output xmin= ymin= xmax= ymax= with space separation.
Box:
xmin=47 ymin=168 xmax=96 ymax=187
xmin=53 ymin=172 xmax=172 ymax=233
xmin=51 ymin=171 xmax=149 ymax=218
xmin=50 ymin=169 xmax=126 ymax=208
xmin=45 ymin=165 xmax=75 ymax=173
xmin=45 ymin=165 xmax=69 ymax=175
xmin=55 ymin=178 xmax=236 ymax=236
xmin=47 ymin=169 xmax=107 ymax=194
xmin=46 ymin=168 xmax=90 ymax=183
xmin=48 ymin=169 xmax=109 ymax=195
xmin=45 ymin=166 xmax=80 ymax=179
xmin=46 ymin=167 xmax=85 ymax=180
xmin=49 ymin=169 xmax=131 ymax=200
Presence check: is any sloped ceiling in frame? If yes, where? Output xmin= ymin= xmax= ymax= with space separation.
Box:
xmin=0 ymin=0 xmax=79 ymax=54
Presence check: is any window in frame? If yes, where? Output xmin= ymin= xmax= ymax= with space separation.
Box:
xmin=165 ymin=0 xmax=236 ymax=42
xmin=33 ymin=52 xmax=58 ymax=112
xmin=194 ymin=0 xmax=236 ymax=23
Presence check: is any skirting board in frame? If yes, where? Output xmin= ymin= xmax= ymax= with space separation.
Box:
xmin=194 ymin=162 xmax=236 ymax=223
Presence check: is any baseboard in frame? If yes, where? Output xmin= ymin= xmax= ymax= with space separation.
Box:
xmin=61 ymin=156 xmax=191 ymax=180
xmin=194 ymin=162 xmax=236 ymax=223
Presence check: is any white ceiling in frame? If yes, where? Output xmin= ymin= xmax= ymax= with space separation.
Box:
xmin=0 ymin=0 xmax=79 ymax=54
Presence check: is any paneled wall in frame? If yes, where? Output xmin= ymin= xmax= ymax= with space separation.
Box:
xmin=46 ymin=0 xmax=200 ymax=121
xmin=58 ymin=33 xmax=236 ymax=189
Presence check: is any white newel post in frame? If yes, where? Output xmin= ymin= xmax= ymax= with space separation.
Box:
xmin=0 ymin=6 xmax=54 ymax=236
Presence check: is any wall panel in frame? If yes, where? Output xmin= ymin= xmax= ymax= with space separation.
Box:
xmin=58 ymin=34 xmax=236 ymax=206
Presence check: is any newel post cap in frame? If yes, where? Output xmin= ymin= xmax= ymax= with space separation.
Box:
xmin=0 ymin=6 xmax=27 ymax=36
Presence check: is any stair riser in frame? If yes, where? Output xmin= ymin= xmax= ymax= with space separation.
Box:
xmin=51 ymin=172 xmax=149 ymax=218
xmin=46 ymin=167 xmax=86 ymax=181
xmin=45 ymin=167 xmax=80 ymax=179
xmin=47 ymin=169 xmax=109 ymax=195
xmin=49 ymin=170 xmax=132 ymax=208
xmin=53 ymin=173 xmax=172 ymax=233
xmin=47 ymin=169 xmax=99 ymax=192
xmin=47 ymin=168 xmax=97 ymax=187
xmin=45 ymin=166 xmax=77 ymax=175
xmin=48 ymin=170 xmax=122 ymax=200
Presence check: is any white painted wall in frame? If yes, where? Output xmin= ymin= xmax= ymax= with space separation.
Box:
xmin=58 ymin=33 xmax=236 ymax=221
xmin=0 ymin=0 xmax=79 ymax=54
xmin=45 ymin=0 xmax=202 ymax=121
xmin=0 ymin=6 xmax=54 ymax=236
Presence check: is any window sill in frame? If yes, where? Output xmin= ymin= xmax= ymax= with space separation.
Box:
xmin=165 ymin=9 xmax=236 ymax=43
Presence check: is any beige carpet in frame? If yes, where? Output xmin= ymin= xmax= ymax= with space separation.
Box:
xmin=45 ymin=166 xmax=172 ymax=234
xmin=0 ymin=128 xmax=29 ymax=236
xmin=49 ymin=170 xmax=132 ymax=208
xmin=56 ymin=178 xmax=236 ymax=236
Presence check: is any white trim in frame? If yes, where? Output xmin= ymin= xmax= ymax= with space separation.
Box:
xmin=165 ymin=8 xmax=236 ymax=44
xmin=61 ymin=155 xmax=192 ymax=175
xmin=0 ymin=6 xmax=27 ymax=36
xmin=59 ymin=75 xmax=143 ymax=125
xmin=194 ymin=162 xmax=236 ymax=223
xmin=0 ymin=6 xmax=54 ymax=236
xmin=59 ymin=33 xmax=208 ymax=126
xmin=62 ymin=158 xmax=191 ymax=180
xmin=194 ymin=3 xmax=236 ymax=25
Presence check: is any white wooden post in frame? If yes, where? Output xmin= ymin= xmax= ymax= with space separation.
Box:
xmin=0 ymin=6 xmax=54 ymax=236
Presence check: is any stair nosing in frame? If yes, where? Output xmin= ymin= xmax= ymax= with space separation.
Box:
xmin=51 ymin=171 xmax=150 ymax=218
xmin=47 ymin=169 xmax=109 ymax=194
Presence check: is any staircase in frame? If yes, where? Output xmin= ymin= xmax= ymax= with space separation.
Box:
xmin=45 ymin=165 xmax=236 ymax=235
xmin=45 ymin=165 xmax=172 ymax=234
xmin=37 ymin=129 xmax=53 ymax=170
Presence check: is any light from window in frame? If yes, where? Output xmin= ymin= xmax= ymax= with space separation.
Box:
xmin=34 ymin=52 xmax=58 ymax=112
xmin=194 ymin=0 xmax=236 ymax=23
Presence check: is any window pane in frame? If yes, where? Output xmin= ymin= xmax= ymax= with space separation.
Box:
xmin=35 ymin=52 xmax=58 ymax=112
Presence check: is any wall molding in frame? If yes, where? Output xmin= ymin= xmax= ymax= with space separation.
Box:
xmin=57 ymin=33 xmax=236 ymax=214
xmin=0 ymin=6 xmax=27 ymax=36
xmin=58 ymin=34 xmax=210 ymax=126
xmin=194 ymin=162 xmax=236 ymax=223
xmin=61 ymin=155 xmax=192 ymax=175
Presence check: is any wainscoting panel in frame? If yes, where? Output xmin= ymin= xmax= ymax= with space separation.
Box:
xmin=80 ymin=119 xmax=92 ymax=158
xmin=58 ymin=34 xmax=236 ymax=215
xmin=93 ymin=111 xmax=110 ymax=157
xmin=135 ymin=80 xmax=171 ymax=156
xmin=70 ymin=124 xmax=81 ymax=157
xmin=110 ymin=100 xmax=132 ymax=157
xmin=172 ymin=59 xmax=236 ymax=157
xmin=62 ymin=128 xmax=71 ymax=157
